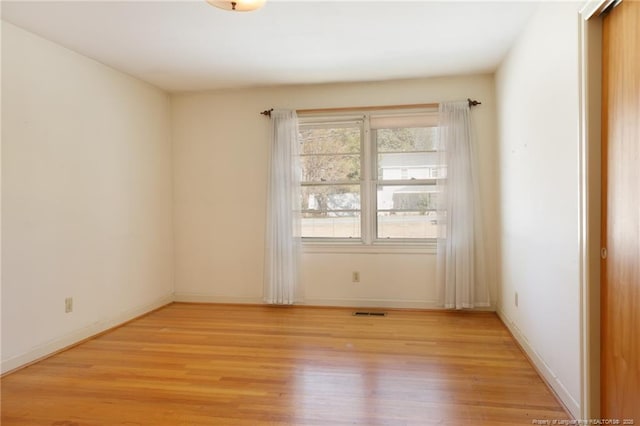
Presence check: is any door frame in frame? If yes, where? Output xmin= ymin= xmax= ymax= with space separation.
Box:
xmin=578 ymin=0 xmax=617 ymax=419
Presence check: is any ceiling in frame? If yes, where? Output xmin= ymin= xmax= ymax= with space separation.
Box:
xmin=1 ymin=1 xmax=539 ymax=93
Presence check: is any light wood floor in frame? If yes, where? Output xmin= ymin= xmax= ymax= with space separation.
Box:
xmin=1 ymin=303 xmax=569 ymax=425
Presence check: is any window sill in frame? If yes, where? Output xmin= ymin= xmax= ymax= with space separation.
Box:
xmin=302 ymin=241 xmax=436 ymax=255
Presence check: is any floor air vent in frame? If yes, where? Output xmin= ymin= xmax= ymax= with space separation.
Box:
xmin=353 ymin=311 xmax=387 ymax=317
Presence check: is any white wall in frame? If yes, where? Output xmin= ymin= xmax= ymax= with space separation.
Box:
xmin=171 ymin=75 xmax=498 ymax=309
xmin=495 ymin=3 xmax=583 ymax=417
xmin=1 ymin=22 xmax=174 ymax=373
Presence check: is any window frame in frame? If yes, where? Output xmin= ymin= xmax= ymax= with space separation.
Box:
xmin=298 ymin=109 xmax=439 ymax=252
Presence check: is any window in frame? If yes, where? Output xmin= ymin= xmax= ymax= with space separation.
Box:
xmin=299 ymin=120 xmax=363 ymax=239
xmin=299 ymin=111 xmax=441 ymax=244
xmin=373 ymin=115 xmax=440 ymax=240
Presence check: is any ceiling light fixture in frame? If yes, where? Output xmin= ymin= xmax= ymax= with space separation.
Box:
xmin=207 ymin=0 xmax=266 ymax=12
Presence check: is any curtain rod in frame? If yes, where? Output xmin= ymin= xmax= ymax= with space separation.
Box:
xmin=260 ymin=99 xmax=481 ymax=117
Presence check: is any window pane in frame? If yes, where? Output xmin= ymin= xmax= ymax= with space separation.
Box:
xmin=377 ymin=185 xmax=438 ymax=211
xmin=301 ymin=184 xmax=360 ymax=238
xmin=301 ymin=154 xmax=360 ymax=183
xmin=302 ymin=212 xmax=361 ymax=238
xmin=377 ymin=212 xmax=438 ymax=239
xmin=301 ymin=184 xmax=360 ymax=212
xmin=378 ymin=152 xmax=441 ymax=180
xmin=377 ymin=184 xmax=438 ymax=239
xmin=299 ymin=126 xmax=361 ymax=154
xmin=376 ymin=127 xmax=438 ymax=152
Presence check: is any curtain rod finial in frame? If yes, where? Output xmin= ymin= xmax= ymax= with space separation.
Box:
xmin=260 ymin=108 xmax=274 ymax=117
xmin=467 ymin=98 xmax=482 ymax=107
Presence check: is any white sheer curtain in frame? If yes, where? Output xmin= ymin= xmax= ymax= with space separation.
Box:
xmin=436 ymin=101 xmax=490 ymax=309
xmin=264 ymin=110 xmax=302 ymax=305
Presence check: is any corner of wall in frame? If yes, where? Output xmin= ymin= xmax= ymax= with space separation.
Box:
xmin=1 ymin=294 xmax=174 ymax=375
xmin=494 ymin=1 xmax=584 ymax=419
xmin=496 ymin=309 xmax=580 ymax=418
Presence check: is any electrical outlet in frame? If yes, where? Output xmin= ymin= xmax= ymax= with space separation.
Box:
xmin=352 ymin=271 xmax=360 ymax=283
xmin=515 ymin=292 xmax=518 ymax=307
xmin=65 ymin=297 xmax=73 ymax=313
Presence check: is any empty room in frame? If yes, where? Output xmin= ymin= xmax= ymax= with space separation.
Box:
xmin=1 ymin=0 xmax=638 ymax=425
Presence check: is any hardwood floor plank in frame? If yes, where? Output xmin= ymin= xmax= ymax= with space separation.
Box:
xmin=1 ymin=303 xmax=569 ymax=425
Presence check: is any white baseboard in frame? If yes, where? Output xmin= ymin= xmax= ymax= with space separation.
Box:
xmin=302 ymin=298 xmax=442 ymax=309
xmin=1 ymin=294 xmax=174 ymax=375
xmin=174 ymin=293 xmax=495 ymax=311
xmin=496 ymin=309 xmax=580 ymax=418
xmin=1 ymin=292 xmax=496 ymax=375
xmin=173 ymin=293 xmax=440 ymax=309
xmin=173 ymin=293 xmax=264 ymax=304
